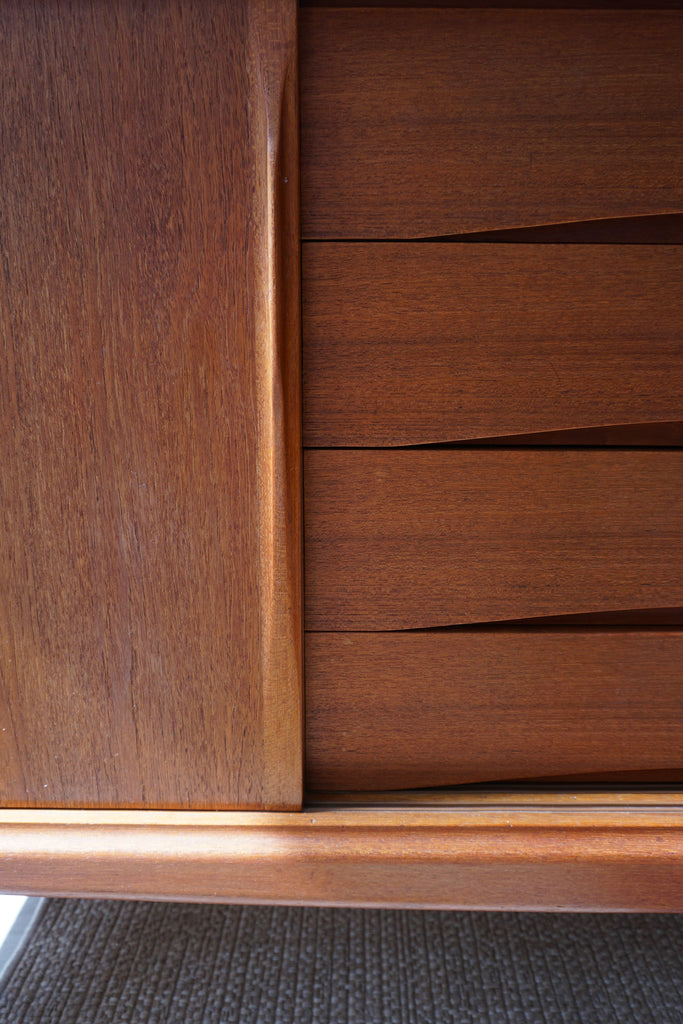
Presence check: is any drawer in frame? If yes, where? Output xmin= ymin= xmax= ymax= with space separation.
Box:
xmin=304 ymin=450 xmax=683 ymax=630
xmin=303 ymin=244 xmax=683 ymax=446
xmin=306 ymin=631 xmax=683 ymax=791
xmin=301 ymin=8 xmax=683 ymax=239
xmin=300 ymin=5 xmax=682 ymax=800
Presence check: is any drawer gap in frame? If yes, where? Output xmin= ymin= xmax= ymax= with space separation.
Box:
xmin=304 ymin=212 xmax=683 ymax=245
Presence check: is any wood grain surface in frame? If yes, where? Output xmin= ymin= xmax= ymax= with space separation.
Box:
xmin=460 ymin=424 xmax=683 ymax=448
xmin=0 ymin=0 xmax=302 ymax=809
xmin=439 ymin=213 xmax=683 ymax=244
xmin=458 ymin=609 xmax=683 ymax=627
xmin=303 ymin=244 xmax=683 ymax=446
xmin=305 ymin=631 xmax=683 ymax=791
xmin=307 ymin=791 xmax=683 ymax=810
xmin=1 ymin=803 xmax=683 ymax=911
xmin=303 ymin=2 xmax=683 ymax=8
xmin=300 ymin=9 xmax=683 ymax=238
xmin=304 ymin=451 xmax=683 ymax=630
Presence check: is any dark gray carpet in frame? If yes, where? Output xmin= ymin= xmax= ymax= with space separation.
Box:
xmin=1 ymin=900 xmax=682 ymax=1023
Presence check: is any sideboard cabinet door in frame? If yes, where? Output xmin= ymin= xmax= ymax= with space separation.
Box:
xmin=0 ymin=0 xmax=302 ymax=810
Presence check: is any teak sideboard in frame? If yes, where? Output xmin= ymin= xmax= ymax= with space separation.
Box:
xmin=1 ymin=0 xmax=682 ymax=912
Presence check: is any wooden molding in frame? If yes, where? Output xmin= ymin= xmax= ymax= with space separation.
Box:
xmin=0 ymin=795 xmax=682 ymax=910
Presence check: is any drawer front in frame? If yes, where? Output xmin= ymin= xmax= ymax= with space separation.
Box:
xmin=304 ymin=450 xmax=683 ymax=630
xmin=301 ymin=6 xmax=682 ymax=794
xmin=303 ymin=244 xmax=683 ymax=447
xmin=301 ymin=9 xmax=683 ymax=239
xmin=305 ymin=631 xmax=683 ymax=791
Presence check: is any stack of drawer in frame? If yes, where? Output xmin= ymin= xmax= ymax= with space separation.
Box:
xmin=300 ymin=6 xmax=683 ymax=791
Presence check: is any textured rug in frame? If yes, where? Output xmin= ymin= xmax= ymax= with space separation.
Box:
xmin=0 ymin=900 xmax=682 ymax=1023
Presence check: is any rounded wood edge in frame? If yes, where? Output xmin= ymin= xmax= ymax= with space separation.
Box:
xmin=1 ymin=802 xmax=682 ymax=910
xmin=249 ymin=0 xmax=303 ymax=808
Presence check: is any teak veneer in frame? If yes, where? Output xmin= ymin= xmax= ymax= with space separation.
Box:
xmin=0 ymin=0 xmax=681 ymax=911
xmin=301 ymin=8 xmax=683 ymax=238
xmin=306 ymin=631 xmax=683 ymax=791
xmin=304 ymin=450 xmax=683 ymax=631
xmin=303 ymin=244 xmax=682 ymax=447
xmin=0 ymin=0 xmax=302 ymax=810
xmin=2 ymin=798 xmax=683 ymax=912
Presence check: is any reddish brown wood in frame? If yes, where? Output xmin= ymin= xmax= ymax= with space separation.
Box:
xmin=303 ymin=244 xmax=683 ymax=446
xmin=519 ymin=770 xmax=683 ymax=783
xmin=441 ymin=213 xmax=683 ymax=244
xmin=305 ymin=631 xmax=683 ymax=791
xmin=0 ymin=0 xmax=302 ymax=809
xmin=304 ymin=450 xmax=683 ymax=630
xmin=465 ymin=425 xmax=683 ymax=448
xmin=301 ymin=9 xmax=683 ymax=239
xmin=1 ymin=803 xmax=683 ymax=911
xmin=303 ymin=2 xmax=683 ymax=8
xmin=470 ymin=609 xmax=683 ymax=627
xmin=307 ymin=792 xmax=683 ymax=810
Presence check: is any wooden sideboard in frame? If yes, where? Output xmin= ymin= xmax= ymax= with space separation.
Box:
xmin=1 ymin=0 xmax=682 ymax=911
